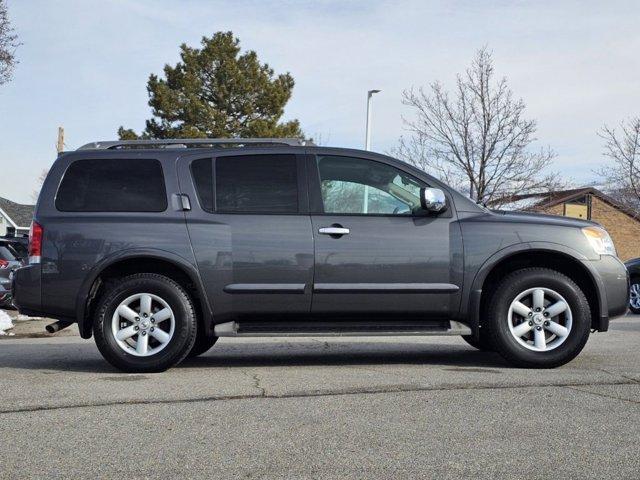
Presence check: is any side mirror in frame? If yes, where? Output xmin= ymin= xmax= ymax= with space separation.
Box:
xmin=420 ymin=187 xmax=447 ymax=213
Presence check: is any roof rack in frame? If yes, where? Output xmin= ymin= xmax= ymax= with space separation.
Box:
xmin=77 ymin=138 xmax=311 ymax=150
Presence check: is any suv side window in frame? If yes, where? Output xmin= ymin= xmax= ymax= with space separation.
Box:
xmin=191 ymin=158 xmax=214 ymax=212
xmin=215 ymin=154 xmax=298 ymax=213
xmin=56 ymin=158 xmax=167 ymax=212
xmin=316 ymin=155 xmax=423 ymax=215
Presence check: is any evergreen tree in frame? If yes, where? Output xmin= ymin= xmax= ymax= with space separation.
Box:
xmin=120 ymin=31 xmax=302 ymax=139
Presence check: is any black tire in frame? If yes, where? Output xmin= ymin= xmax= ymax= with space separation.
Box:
xmin=461 ymin=332 xmax=493 ymax=351
xmin=485 ymin=267 xmax=591 ymax=368
xmin=187 ymin=332 xmax=218 ymax=358
xmin=93 ymin=273 xmax=197 ymax=373
xmin=630 ymin=278 xmax=640 ymax=315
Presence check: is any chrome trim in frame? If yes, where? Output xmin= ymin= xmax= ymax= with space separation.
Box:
xmin=421 ymin=187 xmax=447 ymax=213
xmin=318 ymin=227 xmax=350 ymax=235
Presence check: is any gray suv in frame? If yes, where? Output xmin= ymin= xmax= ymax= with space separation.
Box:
xmin=12 ymin=138 xmax=630 ymax=372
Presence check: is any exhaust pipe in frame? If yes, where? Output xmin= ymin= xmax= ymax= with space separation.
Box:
xmin=45 ymin=320 xmax=73 ymax=334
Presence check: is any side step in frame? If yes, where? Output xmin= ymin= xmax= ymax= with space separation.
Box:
xmin=214 ymin=320 xmax=472 ymax=337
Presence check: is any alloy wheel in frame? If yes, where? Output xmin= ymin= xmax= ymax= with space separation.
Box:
xmin=507 ymin=287 xmax=573 ymax=352
xmin=630 ymin=283 xmax=640 ymax=311
xmin=111 ymin=293 xmax=175 ymax=357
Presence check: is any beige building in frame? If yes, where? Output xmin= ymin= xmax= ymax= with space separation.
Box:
xmin=493 ymin=187 xmax=640 ymax=262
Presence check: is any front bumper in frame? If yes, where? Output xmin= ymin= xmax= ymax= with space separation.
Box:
xmin=584 ymin=255 xmax=630 ymax=331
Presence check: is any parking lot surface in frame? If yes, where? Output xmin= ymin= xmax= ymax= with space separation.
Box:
xmin=1 ymin=315 xmax=639 ymax=479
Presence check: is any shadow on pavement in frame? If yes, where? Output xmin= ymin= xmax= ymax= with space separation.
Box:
xmin=0 ymin=340 xmax=510 ymax=373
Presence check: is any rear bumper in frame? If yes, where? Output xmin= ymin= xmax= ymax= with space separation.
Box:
xmin=11 ymin=264 xmax=42 ymax=314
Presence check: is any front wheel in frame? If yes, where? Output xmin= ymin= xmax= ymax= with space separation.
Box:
xmin=93 ymin=273 xmax=197 ymax=373
xmin=485 ymin=268 xmax=591 ymax=368
xmin=630 ymin=279 xmax=640 ymax=314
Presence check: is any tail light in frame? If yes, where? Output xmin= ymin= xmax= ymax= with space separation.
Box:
xmin=29 ymin=221 xmax=43 ymax=264
xmin=0 ymin=259 xmax=8 ymax=269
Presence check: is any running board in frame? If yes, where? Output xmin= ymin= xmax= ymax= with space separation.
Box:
xmin=213 ymin=320 xmax=472 ymax=337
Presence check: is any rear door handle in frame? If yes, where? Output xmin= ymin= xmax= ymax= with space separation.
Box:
xmin=172 ymin=193 xmax=191 ymax=211
xmin=319 ymin=227 xmax=350 ymax=236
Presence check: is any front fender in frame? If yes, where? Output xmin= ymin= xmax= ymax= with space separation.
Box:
xmin=463 ymin=241 xmax=605 ymax=337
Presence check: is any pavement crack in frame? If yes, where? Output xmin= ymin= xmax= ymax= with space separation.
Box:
xmin=243 ymin=370 xmax=266 ymax=397
xmin=1 ymin=379 xmax=637 ymax=416
xmin=563 ymin=385 xmax=640 ymax=406
xmin=597 ymin=368 xmax=640 ymax=384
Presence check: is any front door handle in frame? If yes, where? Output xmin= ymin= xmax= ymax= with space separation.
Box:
xmin=319 ymin=226 xmax=350 ymax=236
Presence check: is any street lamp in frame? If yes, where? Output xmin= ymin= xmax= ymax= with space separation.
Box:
xmin=365 ymin=89 xmax=381 ymax=151
xmin=364 ymin=89 xmax=381 ymax=213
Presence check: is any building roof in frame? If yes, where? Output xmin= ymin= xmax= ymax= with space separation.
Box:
xmin=491 ymin=187 xmax=640 ymax=220
xmin=0 ymin=197 xmax=35 ymax=228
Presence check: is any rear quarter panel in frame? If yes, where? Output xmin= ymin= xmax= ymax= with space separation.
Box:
xmin=36 ymin=151 xmax=196 ymax=319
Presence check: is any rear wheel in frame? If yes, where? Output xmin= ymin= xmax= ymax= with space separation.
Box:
xmin=485 ymin=268 xmax=591 ymax=368
xmin=630 ymin=278 xmax=640 ymax=314
xmin=93 ymin=273 xmax=197 ymax=373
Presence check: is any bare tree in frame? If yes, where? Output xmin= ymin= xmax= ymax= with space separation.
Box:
xmin=31 ymin=169 xmax=48 ymax=203
xmin=597 ymin=117 xmax=640 ymax=213
xmin=0 ymin=0 xmax=19 ymax=86
xmin=393 ymin=47 xmax=559 ymax=205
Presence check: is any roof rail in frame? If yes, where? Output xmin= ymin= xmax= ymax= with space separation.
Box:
xmin=77 ymin=138 xmax=311 ymax=150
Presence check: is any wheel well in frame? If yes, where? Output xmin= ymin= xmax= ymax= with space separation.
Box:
xmin=84 ymin=257 xmax=209 ymax=337
xmin=480 ymin=251 xmax=600 ymax=330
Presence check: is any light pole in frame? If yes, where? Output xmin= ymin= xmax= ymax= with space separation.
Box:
xmin=364 ymin=89 xmax=381 ymax=213
xmin=365 ymin=89 xmax=381 ymax=151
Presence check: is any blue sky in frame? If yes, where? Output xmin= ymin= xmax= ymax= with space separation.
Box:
xmin=1 ymin=0 xmax=639 ymax=203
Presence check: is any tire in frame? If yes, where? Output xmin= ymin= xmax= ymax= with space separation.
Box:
xmin=629 ymin=278 xmax=640 ymax=315
xmin=461 ymin=332 xmax=493 ymax=351
xmin=485 ymin=267 xmax=591 ymax=368
xmin=93 ymin=273 xmax=197 ymax=373
xmin=187 ymin=332 xmax=218 ymax=358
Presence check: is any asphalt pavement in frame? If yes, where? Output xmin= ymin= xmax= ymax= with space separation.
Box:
xmin=1 ymin=315 xmax=639 ymax=479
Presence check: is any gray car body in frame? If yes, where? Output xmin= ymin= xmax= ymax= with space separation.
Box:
xmin=0 ymin=241 xmax=22 ymax=306
xmin=626 ymin=258 xmax=640 ymax=278
xmin=12 ymin=145 xmax=630 ymax=338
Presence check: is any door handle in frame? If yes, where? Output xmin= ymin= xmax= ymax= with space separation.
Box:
xmin=172 ymin=193 xmax=191 ymax=211
xmin=319 ymin=226 xmax=350 ymax=236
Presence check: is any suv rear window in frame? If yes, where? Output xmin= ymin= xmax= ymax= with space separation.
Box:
xmin=56 ymin=158 xmax=167 ymax=212
xmin=215 ymin=154 xmax=298 ymax=213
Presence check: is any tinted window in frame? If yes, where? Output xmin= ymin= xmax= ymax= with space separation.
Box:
xmin=216 ymin=154 xmax=298 ymax=213
xmin=191 ymin=158 xmax=214 ymax=212
xmin=56 ymin=159 xmax=167 ymax=212
xmin=317 ymin=156 xmax=423 ymax=215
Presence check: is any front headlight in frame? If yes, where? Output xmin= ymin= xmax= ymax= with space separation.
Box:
xmin=582 ymin=226 xmax=617 ymax=256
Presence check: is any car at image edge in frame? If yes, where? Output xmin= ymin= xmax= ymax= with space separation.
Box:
xmin=11 ymin=138 xmax=630 ymax=372
xmin=0 ymin=240 xmax=24 ymax=308
xmin=625 ymin=258 xmax=640 ymax=314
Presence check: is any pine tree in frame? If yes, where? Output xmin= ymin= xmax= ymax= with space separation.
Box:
xmin=119 ymin=31 xmax=302 ymax=139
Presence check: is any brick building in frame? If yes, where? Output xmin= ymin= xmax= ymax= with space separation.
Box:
xmin=492 ymin=187 xmax=640 ymax=262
